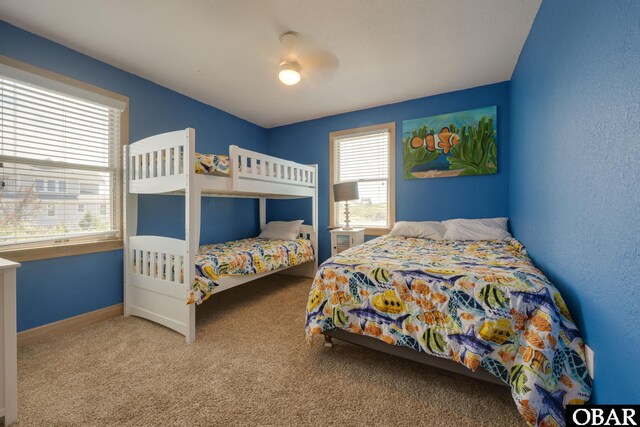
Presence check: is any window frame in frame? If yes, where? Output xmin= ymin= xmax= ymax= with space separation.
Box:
xmin=0 ymin=55 xmax=128 ymax=262
xmin=329 ymin=122 xmax=396 ymax=235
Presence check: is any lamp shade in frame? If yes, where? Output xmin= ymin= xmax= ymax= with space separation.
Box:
xmin=333 ymin=182 xmax=359 ymax=202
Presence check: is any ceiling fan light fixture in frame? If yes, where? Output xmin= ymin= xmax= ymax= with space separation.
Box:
xmin=279 ymin=60 xmax=301 ymax=86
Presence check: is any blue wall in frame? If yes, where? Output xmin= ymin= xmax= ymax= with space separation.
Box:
xmin=0 ymin=21 xmax=268 ymax=331
xmin=267 ymin=82 xmax=510 ymax=262
xmin=509 ymin=0 xmax=640 ymax=403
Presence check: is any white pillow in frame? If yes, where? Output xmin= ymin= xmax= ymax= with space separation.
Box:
xmin=442 ymin=218 xmax=511 ymax=241
xmin=390 ymin=221 xmax=445 ymax=240
xmin=258 ymin=220 xmax=303 ymax=240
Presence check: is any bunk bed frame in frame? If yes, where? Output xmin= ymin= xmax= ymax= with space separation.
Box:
xmin=123 ymin=128 xmax=318 ymax=342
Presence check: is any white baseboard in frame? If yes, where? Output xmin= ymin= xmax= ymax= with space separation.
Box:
xmin=18 ymin=303 xmax=123 ymax=347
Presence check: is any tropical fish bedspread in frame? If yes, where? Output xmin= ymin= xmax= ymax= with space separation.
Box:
xmin=305 ymin=235 xmax=591 ymax=426
xmin=190 ymin=237 xmax=315 ymax=304
xmin=194 ymin=153 xmax=263 ymax=176
xmin=194 ymin=153 xmax=231 ymax=176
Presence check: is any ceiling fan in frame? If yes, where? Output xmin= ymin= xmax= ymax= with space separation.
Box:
xmin=277 ymin=31 xmax=339 ymax=87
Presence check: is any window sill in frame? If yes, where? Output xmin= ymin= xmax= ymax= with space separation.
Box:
xmin=0 ymin=239 xmax=123 ymax=262
xmin=331 ymin=226 xmax=391 ymax=236
xmin=364 ymin=228 xmax=391 ymax=236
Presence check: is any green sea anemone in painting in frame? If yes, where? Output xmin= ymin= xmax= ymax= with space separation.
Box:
xmin=403 ymin=125 xmax=440 ymax=179
xmin=448 ymin=117 xmax=497 ymax=176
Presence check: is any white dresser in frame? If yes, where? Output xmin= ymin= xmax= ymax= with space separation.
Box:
xmin=0 ymin=258 xmax=19 ymax=426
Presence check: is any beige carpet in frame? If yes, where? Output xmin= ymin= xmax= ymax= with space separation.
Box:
xmin=16 ymin=275 xmax=524 ymax=426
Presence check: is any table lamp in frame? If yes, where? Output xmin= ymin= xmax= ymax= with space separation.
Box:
xmin=333 ymin=181 xmax=359 ymax=230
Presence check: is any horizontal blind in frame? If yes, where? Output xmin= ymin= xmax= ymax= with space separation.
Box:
xmin=334 ymin=131 xmax=389 ymax=182
xmin=333 ymin=129 xmax=390 ymax=228
xmin=0 ymin=75 xmax=121 ymax=248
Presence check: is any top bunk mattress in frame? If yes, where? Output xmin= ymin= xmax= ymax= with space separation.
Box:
xmin=190 ymin=237 xmax=315 ymax=304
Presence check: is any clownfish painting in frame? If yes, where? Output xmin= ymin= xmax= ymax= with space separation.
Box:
xmin=410 ymin=127 xmax=460 ymax=154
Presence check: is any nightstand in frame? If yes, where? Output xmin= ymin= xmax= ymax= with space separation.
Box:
xmin=330 ymin=228 xmax=365 ymax=256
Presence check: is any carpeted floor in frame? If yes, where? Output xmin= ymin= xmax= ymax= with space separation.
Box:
xmin=16 ymin=275 xmax=524 ymax=426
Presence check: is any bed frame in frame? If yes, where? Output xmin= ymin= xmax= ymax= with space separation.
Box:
xmin=323 ymin=329 xmax=507 ymax=386
xmin=123 ymin=128 xmax=318 ymax=342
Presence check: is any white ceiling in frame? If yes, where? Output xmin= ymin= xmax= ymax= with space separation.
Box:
xmin=0 ymin=0 xmax=541 ymax=128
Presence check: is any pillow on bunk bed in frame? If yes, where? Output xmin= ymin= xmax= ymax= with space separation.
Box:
xmin=442 ymin=217 xmax=512 ymax=240
xmin=194 ymin=153 xmax=231 ymax=176
xmin=258 ymin=220 xmax=304 ymax=241
xmin=389 ymin=221 xmax=445 ymax=240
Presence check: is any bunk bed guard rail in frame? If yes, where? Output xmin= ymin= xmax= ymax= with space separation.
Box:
xmin=231 ymin=145 xmax=316 ymax=189
xmin=125 ymin=129 xmax=316 ymax=193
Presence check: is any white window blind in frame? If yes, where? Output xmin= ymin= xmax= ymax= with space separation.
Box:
xmin=333 ymin=128 xmax=392 ymax=229
xmin=0 ymin=73 xmax=122 ymax=249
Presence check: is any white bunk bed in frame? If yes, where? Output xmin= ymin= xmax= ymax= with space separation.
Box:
xmin=123 ymin=128 xmax=318 ymax=342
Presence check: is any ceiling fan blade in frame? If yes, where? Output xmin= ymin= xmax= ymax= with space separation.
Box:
xmin=300 ymin=50 xmax=340 ymax=87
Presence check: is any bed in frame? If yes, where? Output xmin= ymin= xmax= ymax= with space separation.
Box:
xmin=125 ymin=128 xmax=318 ymax=342
xmin=191 ymin=237 xmax=315 ymax=304
xmin=305 ymin=235 xmax=592 ymax=427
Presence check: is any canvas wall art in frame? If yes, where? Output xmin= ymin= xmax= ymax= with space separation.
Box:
xmin=402 ymin=106 xmax=497 ymax=179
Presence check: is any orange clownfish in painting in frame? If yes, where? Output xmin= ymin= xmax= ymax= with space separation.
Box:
xmin=410 ymin=127 xmax=460 ymax=154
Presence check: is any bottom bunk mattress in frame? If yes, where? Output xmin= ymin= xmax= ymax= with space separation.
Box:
xmin=190 ymin=237 xmax=315 ymax=304
xmin=305 ymin=235 xmax=591 ymax=427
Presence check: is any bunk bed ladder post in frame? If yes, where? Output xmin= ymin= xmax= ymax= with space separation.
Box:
xmin=123 ymin=144 xmax=137 ymax=317
xmin=312 ymin=164 xmax=319 ymax=272
xmin=259 ymin=197 xmax=266 ymax=231
xmin=230 ymin=145 xmax=240 ymax=190
xmin=184 ymin=128 xmax=197 ymax=343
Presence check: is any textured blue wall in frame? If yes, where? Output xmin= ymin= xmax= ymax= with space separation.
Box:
xmin=267 ymin=82 xmax=510 ymax=262
xmin=0 ymin=21 xmax=267 ymax=331
xmin=509 ymin=0 xmax=640 ymax=403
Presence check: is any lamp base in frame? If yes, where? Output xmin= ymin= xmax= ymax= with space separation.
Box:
xmin=343 ymin=201 xmax=352 ymax=230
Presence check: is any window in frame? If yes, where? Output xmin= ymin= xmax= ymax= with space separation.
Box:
xmin=0 ymin=56 xmax=127 ymax=255
xmin=3 ymin=178 xmax=15 ymax=191
xmin=330 ymin=123 xmax=395 ymax=234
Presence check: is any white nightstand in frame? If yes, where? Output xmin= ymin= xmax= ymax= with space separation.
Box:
xmin=330 ymin=228 xmax=365 ymax=256
xmin=0 ymin=258 xmax=19 ymax=426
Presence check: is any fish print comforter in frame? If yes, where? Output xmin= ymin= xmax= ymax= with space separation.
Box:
xmin=190 ymin=238 xmax=314 ymax=304
xmin=305 ymin=235 xmax=591 ymax=426
xmin=194 ymin=153 xmax=230 ymax=176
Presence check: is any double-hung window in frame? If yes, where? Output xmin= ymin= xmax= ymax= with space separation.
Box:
xmin=0 ymin=56 xmax=127 ymax=259
xmin=330 ymin=123 xmax=395 ymax=234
